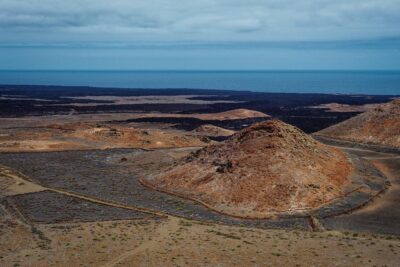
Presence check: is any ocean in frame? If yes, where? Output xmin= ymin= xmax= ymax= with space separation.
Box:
xmin=0 ymin=70 xmax=399 ymax=95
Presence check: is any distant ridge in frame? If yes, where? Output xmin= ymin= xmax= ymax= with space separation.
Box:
xmin=137 ymin=109 xmax=269 ymax=121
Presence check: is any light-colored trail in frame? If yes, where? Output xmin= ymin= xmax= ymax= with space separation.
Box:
xmin=0 ymin=165 xmax=45 ymax=195
xmin=356 ymin=157 xmax=400 ymax=213
xmin=102 ymin=217 xmax=180 ymax=267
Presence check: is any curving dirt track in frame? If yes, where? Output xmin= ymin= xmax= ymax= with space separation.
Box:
xmin=322 ymin=147 xmax=400 ymax=235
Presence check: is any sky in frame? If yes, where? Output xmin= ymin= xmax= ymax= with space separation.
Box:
xmin=1 ymin=0 xmax=400 ymax=70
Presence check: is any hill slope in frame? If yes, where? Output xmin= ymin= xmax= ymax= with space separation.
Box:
xmin=142 ymin=120 xmax=352 ymax=218
xmin=317 ymin=99 xmax=400 ymax=148
xmin=192 ymin=124 xmax=235 ymax=137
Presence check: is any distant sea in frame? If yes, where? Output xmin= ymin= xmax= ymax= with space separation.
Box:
xmin=0 ymin=70 xmax=399 ymax=95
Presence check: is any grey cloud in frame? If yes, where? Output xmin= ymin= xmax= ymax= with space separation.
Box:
xmin=0 ymin=1 xmax=164 ymax=30
xmin=0 ymin=0 xmax=400 ymax=42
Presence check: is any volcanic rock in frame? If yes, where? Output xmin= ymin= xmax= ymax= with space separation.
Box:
xmin=142 ymin=120 xmax=352 ymax=218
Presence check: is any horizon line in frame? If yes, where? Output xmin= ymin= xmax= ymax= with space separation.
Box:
xmin=1 ymin=69 xmax=400 ymax=72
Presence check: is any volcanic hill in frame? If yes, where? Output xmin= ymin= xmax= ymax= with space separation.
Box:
xmin=141 ymin=120 xmax=352 ymax=218
xmin=317 ymin=99 xmax=400 ymax=148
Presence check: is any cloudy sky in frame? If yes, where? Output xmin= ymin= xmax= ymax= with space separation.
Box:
xmin=1 ymin=0 xmax=400 ymax=70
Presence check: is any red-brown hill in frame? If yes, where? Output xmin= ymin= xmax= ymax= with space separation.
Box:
xmin=141 ymin=120 xmax=352 ymax=218
xmin=317 ymin=99 xmax=400 ymax=148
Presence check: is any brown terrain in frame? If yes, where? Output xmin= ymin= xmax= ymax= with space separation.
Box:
xmin=309 ymin=102 xmax=381 ymax=112
xmin=192 ymin=124 xmax=235 ymax=137
xmin=48 ymin=94 xmax=242 ymax=106
xmin=0 ymin=109 xmax=266 ymax=152
xmin=136 ymin=108 xmax=269 ymax=120
xmin=317 ymin=99 xmax=400 ymax=148
xmin=142 ymin=120 xmax=352 ymax=218
xmin=0 ymin=123 xmax=208 ymax=152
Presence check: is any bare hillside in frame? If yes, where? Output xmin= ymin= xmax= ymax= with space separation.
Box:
xmin=142 ymin=120 xmax=352 ymax=218
xmin=317 ymin=99 xmax=400 ymax=148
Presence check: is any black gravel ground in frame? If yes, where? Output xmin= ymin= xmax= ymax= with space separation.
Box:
xmin=0 ymin=149 xmax=309 ymax=230
xmin=2 ymin=190 xmax=160 ymax=223
xmin=315 ymin=136 xmax=400 ymax=155
xmin=321 ymin=153 xmax=400 ymax=236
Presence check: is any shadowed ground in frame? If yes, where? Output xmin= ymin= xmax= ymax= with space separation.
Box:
xmin=322 ymin=148 xmax=400 ymax=235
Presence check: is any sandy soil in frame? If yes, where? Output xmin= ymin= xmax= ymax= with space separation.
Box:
xmin=0 ymin=109 xmax=267 ymax=129
xmin=0 ymin=213 xmax=163 ymax=267
xmin=0 ymin=122 xmax=208 ymax=152
xmin=120 ymin=218 xmax=400 ymax=267
xmin=192 ymin=124 xmax=235 ymax=137
xmin=1 ymin=213 xmax=399 ymax=267
xmin=93 ymin=108 xmax=268 ymax=121
xmin=309 ymin=103 xmax=380 ymax=112
xmin=0 ymin=166 xmax=45 ymax=196
xmin=0 ymin=109 xmax=267 ymax=152
xmin=0 ymin=94 xmax=241 ymax=107
xmin=53 ymin=95 xmax=241 ymax=106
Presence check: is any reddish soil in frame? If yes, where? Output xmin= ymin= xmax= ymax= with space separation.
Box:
xmin=317 ymin=99 xmax=400 ymax=148
xmin=309 ymin=102 xmax=380 ymax=112
xmin=136 ymin=108 xmax=269 ymax=120
xmin=192 ymin=124 xmax=235 ymax=137
xmin=0 ymin=109 xmax=267 ymax=152
xmin=143 ymin=120 xmax=352 ymax=218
